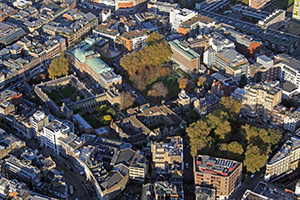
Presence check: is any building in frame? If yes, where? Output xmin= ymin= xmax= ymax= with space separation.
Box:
xmin=242 ymin=81 xmax=282 ymax=122
xmin=247 ymin=55 xmax=280 ymax=83
xmin=195 ymin=186 xmax=216 ymax=200
xmin=93 ymin=19 xmax=120 ymax=48
xmin=0 ymin=22 xmax=26 ymax=45
xmin=257 ymin=10 xmax=286 ymax=30
xmin=277 ymin=54 xmax=300 ymax=89
xmin=67 ymin=36 xmax=122 ymax=89
xmin=265 ymin=135 xmax=300 ymax=180
xmin=42 ymin=9 xmax=98 ymax=46
xmin=293 ymin=0 xmax=300 ymax=20
xmin=193 ymin=91 xmax=220 ymax=116
xmin=224 ymin=29 xmax=261 ymax=58
xmin=194 ymin=155 xmax=242 ymax=200
xmin=41 ymin=120 xmax=73 ymax=155
xmin=169 ymin=8 xmax=197 ymax=33
xmin=129 ymin=150 xmax=148 ymax=182
xmin=169 ymin=39 xmax=200 ymax=74
xmin=177 ymin=14 xmax=215 ymax=38
xmin=147 ymin=1 xmax=179 ymax=14
xmin=249 ymin=0 xmax=271 ymax=9
xmin=151 ymin=136 xmax=183 ymax=174
xmin=115 ymin=0 xmax=147 ymax=15
xmin=30 ymin=111 xmax=49 ymax=140
xmin=153 ymin=181 xmax=182 ymax=199
xmin=119 ymin=29 xmax=148 ymax=52
xmin=73 ymin=114 xmax=93 ymax=134
xmin=0 ymin=3 xmax=17 ymax=21
xmin=214 ymin=48 xmax=248 ymax=81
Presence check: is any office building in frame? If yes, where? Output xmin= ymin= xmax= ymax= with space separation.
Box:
xmin=169 ymin=8 xmax=197 ymax=33
xmin=194 ymin=155 xmax=242 ymax=200
xmin=242 ymin=81 xmax=282 ymax=122
xmin=249 ymin=0 xmax=271 ymax=9
xmin=277 ymin=54 xmax=300 ymax=88
xmin=129 ymin=150 xmax=148 ymax=182
xmin=265 ymin=135 xmax=300 ymax=180
xmin=30 ymin=111 xmax=49 ymax=140
xmin=169 ymin=39 xmax=200 ymax=74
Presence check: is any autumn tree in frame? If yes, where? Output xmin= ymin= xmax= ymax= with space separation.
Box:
xmin=219 ymin=96 xmax=241 ymax=118
xmin=120 ymin=32 xmax=171 ymax=90
xmin=178 ymin=78 xmax=189 ymax=90
xmin=268 ymin=128 xmax=282 ymax=145
xmin=197 ymin=76 xmax=206 ymax=88
xmin=48 ymin=52 xmax=69 ymax=79
xmin=152 ymin=82 xmax=169 ymax=97
xmin=244 ymin=145 xmax=267 ymax=173
xmin=119 ymin=91 xmax=135 ymax=110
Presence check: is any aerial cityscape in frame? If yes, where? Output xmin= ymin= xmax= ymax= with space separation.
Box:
xmin=1 ymin=0 xmax=300 ymax=199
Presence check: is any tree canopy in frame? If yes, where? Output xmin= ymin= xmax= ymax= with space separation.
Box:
xmin=219 ymin=96 xmax=241 ymax=118
xmin=120 ymin=32 xmax=171 ymax=90
xmin=48 ymin=52 xmax=69 ymax=79
xmin=119 ymin=91 xmax=135 ymax=110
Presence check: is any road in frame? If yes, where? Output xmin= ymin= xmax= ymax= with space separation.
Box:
xmin=122 ymin=80 xmax=149 ymax=105
xmin=183 ymin=136 xmax=195 ymax=200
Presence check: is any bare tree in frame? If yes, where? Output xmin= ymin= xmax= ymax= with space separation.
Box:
xmin=152 ymin=82 xmax=169 ymax=97
xmin=120 ymin=91 xmax=135 ymax=110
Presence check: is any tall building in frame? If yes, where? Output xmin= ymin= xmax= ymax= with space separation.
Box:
xmin=169 ymin=39 xmax=200 ymax=74
xmin=293 ymin=0 xmax=300 ymax=20
xmin=30 ymin=111 xmax=49 ymax=140
xmin=265 ymin=135 xmax=300 ymax=180
xmin=242 ymin=81 xmax=282 ymax=122
xmin=194 ymin=155 xmax=242 ymax=200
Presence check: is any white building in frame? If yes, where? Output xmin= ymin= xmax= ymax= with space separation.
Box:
xmin=41 ymin=120 xmax=73 ymax=155
xmin=129 ymin=150 xmax=148 ymax=182
xmin=169 ymin=8 xmax=197 ymax=33
xmin=30 ymin=111 xmax=49 ymax=140
xmin=284 ymin=107 xmax=300 ymax=132
xmin=277 ymin=54 xmax=300 ymax=88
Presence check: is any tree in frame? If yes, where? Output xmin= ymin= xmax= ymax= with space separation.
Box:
xmin=244 ymin=145 xmax=267 ymax=173
xmin=48 ymin=52 xmax=69 ymax=79
xmin=101 ymin=115 xmax=112 ymax=125
xmin=107 ymin=108 xmax=116 ymax=117
xmin=178 ymin=78 xmax=189 ymax=90
xmin=269 ymin=128 xmax=282 ymax=145
xmin=219 ymin=96 xmax=241 ymax=118
xmin=146 ymin=32 xmax=164 ymax=46
xmin=152 ymin=82 xmax=169 ymax=97
xmin=197 ymin=76 xmax=206 ymax=88
xmin=227 ymin=141 xmax=244 ymax=155
xmin=97 ymin=105 xmax=107 ymax=114
xmin=120 ymin=91 xmax=135 ymax=110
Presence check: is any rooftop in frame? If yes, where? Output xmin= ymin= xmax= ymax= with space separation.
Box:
xmin=169 ymin=39 xmax=200 ymax=59
xmin=179 ymin=14 xmax=214 ymax=28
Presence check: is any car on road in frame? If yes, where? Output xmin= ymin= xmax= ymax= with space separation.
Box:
xmin=250 ymin=174 xmax=254 ymax=178
xmin=186 ymin=163 xmax=189 ymax=169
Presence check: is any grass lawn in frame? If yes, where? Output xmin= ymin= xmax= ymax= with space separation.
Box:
xmin=143 ymin=74 xmax=180 ymax=101
xmin=48 ymin=91 xmax=64 ymax=102
xmin=60 ymin=86 xmax=77 ymax=98
xmin=82 ymin=113 xmax=101 ymax=129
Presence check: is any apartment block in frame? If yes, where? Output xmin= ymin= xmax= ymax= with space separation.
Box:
xmin=194 ymin=155 xmax=242 ymax=200
xmin=177 ymin=14 xmax=215 ymax=38
xmin=242 ymin=81 xmax=282 ymax=122
xmin=151 ymin=136 xmax=183 ymax=174
xmin=257 ymin=10 xmax=286 ymax=30
xmin=265 ymin=135 xmax=300 ymax=180
xmin=169 ymin=39 xmax=200 ymax=74
xmin=119 ymin=29 xmax=148 ymax=51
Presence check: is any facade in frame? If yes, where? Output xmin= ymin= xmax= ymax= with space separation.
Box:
xmin=30 ymin=111 xmax=49 ymax=140
xmin=194 ymin=155 xmax=242 ymax=200
xmin=249 ymin=0 xmax=271 ymax=9
xmin=214 ymin=48 xmax=248 ymax=81
xmin=151 ymin=136 xmax=183 ymax=174
xmin=68 ymin=37 xmax=122 ymax=89
xmin=265 ymin=135 xmax=300 ymax=180
xmin=129 ymin=150 xmax=148 ymax=182
xmin=119 ymin=29 xmax=148 ymax=51
xmin=242 ymin=81 xmax=282 ymax=122
xmin=115 ymin=0 xmax=147 ymax=15
xmin=277 ymin=54 xmax=300 ymax=88
xmin=193 ymin=91 xmax=220 ymax=116
xmin=169 ymin=39 xmax=200 ymax=74
xmin=257 ymin=10 xmax=286 ymax=30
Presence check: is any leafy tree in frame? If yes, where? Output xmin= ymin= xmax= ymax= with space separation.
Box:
xmin=219 ymin=96 xmax=241 ymax=118
xmin=227 ymin=141 xmax=244 ymax=155
xmin=120 ymin=91 xmax=135 ymax=110
xmin=146 ymin=32 xmax=164 ymax=46
xmin=48 ymin=52 xmax=69 ymax=79
xmin=197 ymin=76 xmax=206 ymax=88
xmin=101 ymin=115 xmax=112 ymax=125
xmin=244 ymin=145 xmax=267 ymax=173
xmin=269 ymin=128 xmax=282 ymax=145
xmin=97 ymin=105 xmax=107 ymax=114
xmin=103 ymin=115 xmax=112 ymax=121
xmin=178 ymin=78 xmax=189 ymax=90
xmin=152 ymin=82 xmax=168 ymax=97
xmin=107 ymin=108 xmax=116 ymax=117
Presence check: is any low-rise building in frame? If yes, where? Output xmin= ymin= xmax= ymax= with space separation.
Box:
xmin=257 ymin=9 xmax=286 ymax=30
xmin=195 ymin=186 xmax=216 ymax=200
xmin=193 ymin=91 xmax=220 ymax=116
xmin=129 ymin=150 xmax=148 ymax=182
xmin=0 ymin=22 xmax=26 ymax=45
xmin=73 ymin=113 xmax=93 ymax=134
xmin=194 ymin=155 xmax=242 ymax=200
xmin=119 ymin=29 xmax=148 ymax=52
